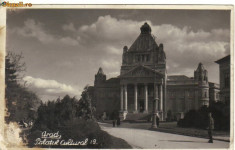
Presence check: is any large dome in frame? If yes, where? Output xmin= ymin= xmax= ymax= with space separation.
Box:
xmin=128 ymin=22 xmax=158 ymax=52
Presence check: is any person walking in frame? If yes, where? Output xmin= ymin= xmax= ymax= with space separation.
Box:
xmin=112 ymin=119 xmax=116 ymax=127
xmin=117 ymin=117 xmax=120 ymax=126
xmin=208 ymin=112 xmax=214 ymax=143
xmin=156 ymin=113 xmax=160 ymax=127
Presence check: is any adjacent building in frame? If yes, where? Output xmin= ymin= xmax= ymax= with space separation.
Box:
xmin=215 ymin=55 xmax=230 ymax=104
xmin=90 ymin=23 xmax=220 ymax=121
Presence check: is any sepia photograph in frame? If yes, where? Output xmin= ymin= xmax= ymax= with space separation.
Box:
xmin=0 ymin=6 xmax=233 ymax=149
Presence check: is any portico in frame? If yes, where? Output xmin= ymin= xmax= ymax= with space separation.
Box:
xmin=120 ymin=82 xmax=164 ymax=113
xmin=119 ymin=65 xmax=165 ymax=120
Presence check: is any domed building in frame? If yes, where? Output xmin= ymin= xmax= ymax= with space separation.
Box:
xmin=90 ymin=22 xmax=220 ymax=121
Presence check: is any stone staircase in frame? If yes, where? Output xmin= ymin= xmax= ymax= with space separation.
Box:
xmin=124 ymin=113 xmax=151 ymax=122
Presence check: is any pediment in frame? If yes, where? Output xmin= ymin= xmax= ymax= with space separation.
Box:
xmin=120 ymin=65 xmax=163 ymax=78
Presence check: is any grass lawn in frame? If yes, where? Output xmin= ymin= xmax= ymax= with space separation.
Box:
xmin=25 ymin=119 xmax=133 ymax=149
xmin=108 ymin=134 xmax=133 ymax=148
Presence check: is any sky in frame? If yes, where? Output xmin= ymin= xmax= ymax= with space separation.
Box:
xmin=6 ymin=9 xmax=230 ymax=102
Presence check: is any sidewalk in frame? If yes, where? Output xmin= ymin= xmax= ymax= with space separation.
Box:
xmin=102 ymin=120 xmax=230 ymax=142
xmin=99 ymin=122 xmax=229 ymax=149
xmin=151 ymin=125 xmax=230 ymax=142
xmin=159 ymin=122 xmax=229 ymax=142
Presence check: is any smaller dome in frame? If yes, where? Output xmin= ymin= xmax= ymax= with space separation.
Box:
xmin=140 ymin=22 xmax=151 ymax=34
xmin=97 ymin=67 xmax=104 ymax=75
xmin=196 ymin=62 xmax=205 ymax=72
xmin=123 ymin=46 xmax=128 ymax=52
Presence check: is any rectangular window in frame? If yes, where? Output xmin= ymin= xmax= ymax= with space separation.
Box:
xmin=146 ymin=55 xmax=150 ymax=61
xmin=216 ymin=93 xmax=219 ymax=99
xmin=224 ymin=72 xmax=230 ymax=88
xmin=136 ymin=55 xmax=140 ymax=62
xmin=138 ymin=87 xmax=141 ymax=96
xmin=141 ymin=55 xmax=144 ymax=62
xmin=188 ymin=91 xmax=193 ymax=98
xmin=179 ymin=91 xmax=184 ymax=98
xmin=169 ymin=91 xmax=175 ymax=98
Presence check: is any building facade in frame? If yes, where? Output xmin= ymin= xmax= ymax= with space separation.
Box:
xmin=91 ymin=23 xmax=220 ymax=121
xmin=215 ymin=55 xmax=230 ymax=104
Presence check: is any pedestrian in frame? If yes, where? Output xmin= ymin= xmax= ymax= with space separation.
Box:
xmin=117 ymin=117 xmax=120 ymax=126
xmin=112 ymin=119 xmax=116 ymax=127
xmin=208 ymin=112 xmax=214 ymax=143
xmin=156 ymin=113 xmax=160 ymax=127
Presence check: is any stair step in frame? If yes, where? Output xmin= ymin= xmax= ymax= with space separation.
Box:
xmin=125 ymin=113 xmax=151 ymax=121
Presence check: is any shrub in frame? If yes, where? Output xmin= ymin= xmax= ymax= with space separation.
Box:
xmin=178 ymin=102 xmax=230 ymax=131
xmin=26 ymin=87 xmax=131 ymax=148
xmin=209 ymin=101 xmax=230 ymax=130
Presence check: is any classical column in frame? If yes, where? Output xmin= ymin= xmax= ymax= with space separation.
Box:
xmin=159 ymin=84 xmax=163 ymax=121
xmin=134 ymin=83 xmax=138 ymax=113
xmin=163 ymin=78 xmax=167 ymax=121
xmin=120 ymin=85 xmax=123 ymax=111
xmin=159 ymin=84 xmax=163 ymax=111
xmin=155 ymin=84 xmax=159 ymax=111
xmin=152 ymin=83 xmax=159 ymax=128
xmin=124 ymin=84 xmax=128 ymax=111
xmin=144 ymin=83 xmax=148 ymax=113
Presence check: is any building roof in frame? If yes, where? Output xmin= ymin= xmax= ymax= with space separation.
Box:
xmin=106 ymin=77 xmax=120 ymax=83
xmin=209 ymin=82 xmax=220 ymax=89
xmin=167 ymin=75 xmax=192 ymax=81
xmin=97 ymin=77 xmax=120 ymax=88
xmin=215 ymin=55 xmax=230 ymax=64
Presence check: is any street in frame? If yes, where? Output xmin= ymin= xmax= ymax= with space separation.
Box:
xmin=99 ymin=122 xmax=230 ymax=149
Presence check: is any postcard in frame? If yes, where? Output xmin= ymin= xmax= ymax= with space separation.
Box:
xmin=0 ymin=5 xmax=233 ymax=149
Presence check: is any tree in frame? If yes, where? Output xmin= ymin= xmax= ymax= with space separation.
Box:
xmin=5 ymin=51 xmax=41 ymax=123
xmin=6 ymin=52 xmax=26 ymax=85
xmin=77 ymin=86 xmax=95 ymax=120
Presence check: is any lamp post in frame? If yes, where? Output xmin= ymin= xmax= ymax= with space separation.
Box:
xmin=151 ymin=100 xmax=157 ymax=128
xmin=152 ymin=49 xmax=158 ymax=128
xmin=152 ymin=83 xmax=159 ymax=128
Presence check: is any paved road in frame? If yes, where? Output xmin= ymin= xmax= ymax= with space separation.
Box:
xmin=99 ymin=122 xmax=230 ymax=149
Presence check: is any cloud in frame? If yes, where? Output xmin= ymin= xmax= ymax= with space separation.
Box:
xmin=16 ymin=19 xmax=54 ymax=44
xmin=106 ymin=71 xmax=120 ymax=78
xmin=59 ymin=37 xmax=80 ymax=46
xmin=13 ymin=19 xmax=79 ymax=46
xmin=74 ymin=15 xmax=229 ymax=82
xmin=101 ymin=59 xmax=121 ymax=70
xmin=62 ymin=22 xmax=76 ymax=32
xmin=23 ymin=76 xmax=81 ymax=101
xmin=78 ymin=15 xmax=143 ymax=45
xmin=11 ymin=15 xmax=229 ymax=91
xmin=105 ymin=46 xmax=123 ymax=55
